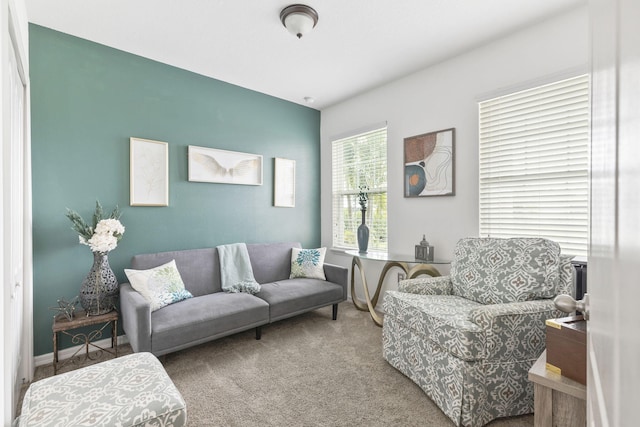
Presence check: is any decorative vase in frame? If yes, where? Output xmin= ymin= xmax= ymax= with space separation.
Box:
xmin=357 ymin=208 xmax=370 ymax=253
xmin=79 ymin=252 xmax=118 ymax=316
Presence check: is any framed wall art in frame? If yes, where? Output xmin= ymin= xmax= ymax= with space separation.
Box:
xmin=404 ymin=128 xmax=455 ymax=197
xmin=130 ymin=137 xmax=169 ymax=206
xmin=274 ymin=157 xmax=295 ymax=207
xmin=188 ymin=145 xmax=263 ymax=185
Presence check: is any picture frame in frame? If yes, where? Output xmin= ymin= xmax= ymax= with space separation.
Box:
xmin=130 ymin=137 xmax=169 ymax=206
xmin=188 ymin=145 xmax=263 ymax=185
xmin=404 ymin=128 xmax=455 ymax=197
xmin=274 ymin=157 xmax=296 ymax=207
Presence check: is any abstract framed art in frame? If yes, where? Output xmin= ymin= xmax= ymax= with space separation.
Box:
xmin=404 ymin=128 xmax=455 ymax=197
xmin=274 ymin=157 xmax=295 ymax=207
xmin=130 ymin=137 xmax=169 ymax=206
xmin=188 ymin=145 xmax=263 ymax=185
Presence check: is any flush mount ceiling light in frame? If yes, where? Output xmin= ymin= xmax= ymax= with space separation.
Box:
xmin=280 ymin=4 xmax=319 ymax=39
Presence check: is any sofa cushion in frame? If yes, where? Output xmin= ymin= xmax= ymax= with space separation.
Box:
xmin=383 ymin=291 xmax=485 ymax=361
xmin=131 ymin=248 xmax=221 ymax=296
xmin=255 ymin=279 xmax=344 ymax=322
xmin=151 ymin=292 xmax=269 ymax=354
xmin=124 ymin=260 xmax=193 ymax=312
xmin=290 ymin=247 xmax=326 ymax=280
xmin=450 ymin=237 xmax=561 ymax=305
xmin=247 ymin=242 xmax=301 ymax=284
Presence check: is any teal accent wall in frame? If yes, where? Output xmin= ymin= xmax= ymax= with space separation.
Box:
xmin=30 ymin=24 xmax=321 ymax=356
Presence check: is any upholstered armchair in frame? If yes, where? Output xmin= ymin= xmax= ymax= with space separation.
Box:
xmin=382 ymin=237 xmax=574 ymax=427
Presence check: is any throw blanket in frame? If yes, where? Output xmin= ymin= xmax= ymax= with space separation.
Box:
xmin=217 ymin=243 xmax=261 ymax=294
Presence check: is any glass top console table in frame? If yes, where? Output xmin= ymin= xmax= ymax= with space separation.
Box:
xmin=346 ymin=250 xmax=451 ymax=326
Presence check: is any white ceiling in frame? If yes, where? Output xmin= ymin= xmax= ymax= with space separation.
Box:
xmin=25 ymin=0 xmax=586 ymax=110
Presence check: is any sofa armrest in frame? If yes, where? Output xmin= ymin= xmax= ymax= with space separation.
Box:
xmin=398 ymin=276 xmax=453 ymax=295
xmin=119 ymin=283 xmax=152 ymax=353
xmin=324 ymin=263 xmax=348 ymax=300
xmin=469 ymin=299 xmax=563 ymax=360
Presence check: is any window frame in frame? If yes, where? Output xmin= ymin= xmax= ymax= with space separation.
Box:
xmin=331 ymin=126 xmax=388 ymax=252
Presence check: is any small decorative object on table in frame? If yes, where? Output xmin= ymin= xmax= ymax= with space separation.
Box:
xmin=49 ymin=296 xmax=79 ymax=321
xmin=357 ymin=185 xmax=369 ymax=253
xmin=66 ymin=201 xmax=125 ymax=316
xmin=415 ymin=234 xmax=434 ymax=261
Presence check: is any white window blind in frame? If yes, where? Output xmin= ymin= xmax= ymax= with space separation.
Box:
xmin=332 ymin=127 xmax=387 ymax=251
xmin=479 ymin=74 xmax=590 ymax=257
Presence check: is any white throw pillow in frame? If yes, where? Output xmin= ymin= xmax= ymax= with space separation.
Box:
xmin=290 ymin=247 xmax=326 ymax=280
xmin=124 ymin=260 xmax=193 ymax=312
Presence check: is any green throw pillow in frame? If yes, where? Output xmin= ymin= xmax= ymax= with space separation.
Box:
xmin=290 ymin=247 xmax=326 ymax=280
xmin=124 ymin=259 xmax=193 ymax=311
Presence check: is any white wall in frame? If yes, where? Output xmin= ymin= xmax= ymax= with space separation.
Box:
xmin=320 ymin=7 xmax=589 ymax=302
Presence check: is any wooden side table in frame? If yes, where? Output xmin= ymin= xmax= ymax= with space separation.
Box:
xmin=52 ymin=309 xmax=118 ymax=374
xmin=528 ymin=350 xmax=586 ymax=427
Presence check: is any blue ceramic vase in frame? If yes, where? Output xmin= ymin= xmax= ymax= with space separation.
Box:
xmin=357 ymin=209 xmax=369 ymax=253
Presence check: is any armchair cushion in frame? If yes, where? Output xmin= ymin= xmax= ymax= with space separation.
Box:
xmin=398 ymin=276 xmax=453 ymax=295
xmin=451 ymin=237 xmax=561 ymax=305
xmin=384 ymin=291 xmax=485 ymax=361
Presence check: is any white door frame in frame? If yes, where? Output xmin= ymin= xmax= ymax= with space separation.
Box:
xmin=588 ymin=0 xmax=640 ymax=424
xmin=1 ymin=0 xmax=32 ymax=424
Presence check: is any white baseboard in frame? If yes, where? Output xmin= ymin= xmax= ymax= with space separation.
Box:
xmin=34 ymin=335 xmax=129 ymax=367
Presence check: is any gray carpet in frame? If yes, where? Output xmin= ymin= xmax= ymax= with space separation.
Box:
xmin=26 ymin=302 xmax=533 ymax=426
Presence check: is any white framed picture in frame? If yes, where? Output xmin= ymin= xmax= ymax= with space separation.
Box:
xmin=130 ymin=137 xmax=169 ymax=206
xmin=188 ymin=145 xmax=263 ymax=186
xmin=274 ymin=157 xmax=295 ymax=207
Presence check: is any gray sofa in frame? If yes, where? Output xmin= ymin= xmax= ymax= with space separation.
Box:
xmin=120 ymin=242 xmax=347 ymax=356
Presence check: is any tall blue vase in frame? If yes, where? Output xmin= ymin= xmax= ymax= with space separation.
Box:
xmin=357 ymin=208 xmax=369 ymax=253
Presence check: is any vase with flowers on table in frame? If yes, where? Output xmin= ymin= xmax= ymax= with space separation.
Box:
xmin=66 ymin=201 xmax=125 ymax=316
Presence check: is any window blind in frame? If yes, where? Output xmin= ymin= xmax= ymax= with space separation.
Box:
xmin=479 ymin=74 xmax=590 ymax=257
xmin=332 ymin=127 xmax=388 ymax=251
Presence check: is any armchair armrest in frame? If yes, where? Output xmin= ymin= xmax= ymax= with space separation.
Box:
xmin=398 ymin=275 xmax=453 ymax=295
xmin=119 ymin=283 xmax=152 ymax=353
xmin=324 ymin=263 xmax=348 ymax=301
xmin=469 ymin=299 xmax=563 ymax=361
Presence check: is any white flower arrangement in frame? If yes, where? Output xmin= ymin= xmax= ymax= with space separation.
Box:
xmin=66 ymin=201 xmax=125 ymax=253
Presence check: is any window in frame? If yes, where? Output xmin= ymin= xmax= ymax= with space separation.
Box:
xmin=332 ymin=127 xmax=387 ymax=251
xmin=479 ymin=74 xmax=590 ymax=256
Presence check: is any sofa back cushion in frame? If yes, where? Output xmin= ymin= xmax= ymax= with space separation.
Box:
xmin=247 ymin=242 xmax=301 ymax=284
xmin=131 ymin=248 xmax=220 ymax=297
xmin=450 ymin=237 xmax=561 ymax=305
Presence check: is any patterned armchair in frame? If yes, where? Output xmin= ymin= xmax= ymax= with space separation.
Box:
xmin=382 ymin=237 xmax=574 ymax=427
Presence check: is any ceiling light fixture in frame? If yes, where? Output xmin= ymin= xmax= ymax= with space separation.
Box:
xmin=280 ymin=4 xmax=318 ymax=39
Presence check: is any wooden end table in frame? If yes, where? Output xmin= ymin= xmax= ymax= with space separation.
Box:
xmin=52 ymin=309 xmax=119 ymax=374
xmin=528 ymin=350 xmax=586 ymax=427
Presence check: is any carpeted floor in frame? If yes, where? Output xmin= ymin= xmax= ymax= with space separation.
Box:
xmin=24 ymin=302 xmax=533 ymax=426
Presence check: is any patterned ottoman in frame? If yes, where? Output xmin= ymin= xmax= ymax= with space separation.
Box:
xmin=17 ymin=352 xmax=186 ymax=427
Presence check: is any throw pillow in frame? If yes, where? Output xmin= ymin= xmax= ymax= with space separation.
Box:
xmin=290 ymin=247 xmax=326 ymax=280
xmin=124 ymin=260 xmax=193 ymax=312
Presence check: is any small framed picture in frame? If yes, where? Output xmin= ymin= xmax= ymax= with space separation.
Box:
xmin=274 ymin=158 xmax=295 ymax=207
xmin=404 ymin=128 xmax=455 ymax=197
xmin=130 ymin=137 xmax=169 ymax=206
